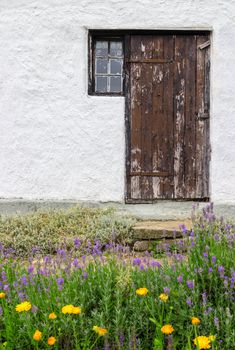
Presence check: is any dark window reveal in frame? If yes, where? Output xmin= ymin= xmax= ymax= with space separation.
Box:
xmin=90 ymin=38 xmax=124 ymax=95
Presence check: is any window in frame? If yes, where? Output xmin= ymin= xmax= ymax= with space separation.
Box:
xmin=89 ymin=37 xmax=124 ymax=95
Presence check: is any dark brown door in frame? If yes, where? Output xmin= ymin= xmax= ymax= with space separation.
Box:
xmin=125 ymin=33 xmax=210 ymax=202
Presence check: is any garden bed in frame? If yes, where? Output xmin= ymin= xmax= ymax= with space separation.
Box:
xmin=0 ymin=204 xmax=234 ymax=349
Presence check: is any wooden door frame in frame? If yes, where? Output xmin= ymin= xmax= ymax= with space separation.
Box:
xmin=123 ymin=30 xmax=211 ymax=203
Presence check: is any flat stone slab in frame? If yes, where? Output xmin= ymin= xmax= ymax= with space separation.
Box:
xmin=133 ymin=237 xmax=187 ymax=252
xmin=133 ymin=219 xmax=192 ymax=240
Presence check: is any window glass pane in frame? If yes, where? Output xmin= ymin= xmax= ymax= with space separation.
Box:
xmin=96 ymin=59 xmax=108 ymax=74
xmin=110 ymin=59 xmax=122 ymax=74
xmin=95 ymin=41 xmax=108 ymax=57
xmin=110 ymin=42 xmax=123 ymax=57
xmin=110 ymin=76 xmax=122 ymax=92
xmin=96 ymin=76 xmax=108 ymax=93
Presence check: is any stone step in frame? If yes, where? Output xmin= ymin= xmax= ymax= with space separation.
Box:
xmin=133 ymin=237 xmax=187 ymax=252
xmin=133 ymin=219 xmax=192 ymax=240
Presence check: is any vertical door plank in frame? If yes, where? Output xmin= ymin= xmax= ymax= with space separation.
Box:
xmin=130 ymin=36 xmax=142 ymax=199
xmin=204 ymin=37 xmax=210 ymax=197
xmin=162 ymin=35 xmax=174 ymax=198
xmin=125 ymin=34 xmax=132 ymax=200
xmin=152 ymin=36 xmax=165 ymax=198
xmin=174 ymin=36 xmax=186 ymax=198
xmin=140 ymin=36 xmax=153 ymax=199
xmin=195 ymin=35 xmax=210 ymax=198
xmin=184 ymin=35 xmax=197 ymax=198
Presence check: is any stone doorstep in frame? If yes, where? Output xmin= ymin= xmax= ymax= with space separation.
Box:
xmin=133 ymin=219 xmax=192 ymax=240
xmin=133 ymin=237 xmax=187 ymax=252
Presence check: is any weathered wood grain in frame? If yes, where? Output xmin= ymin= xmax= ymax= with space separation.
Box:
xmin=174 ymin=35 xmax=186 ymax=198
xmin=195 ymin=34 xmax=210 ymax=198
xmin=126 ymin=33 xmax=210 ymax=202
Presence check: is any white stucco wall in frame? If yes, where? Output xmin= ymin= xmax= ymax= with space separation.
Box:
xmin=0 ymin=0 xmax=235 ymax=203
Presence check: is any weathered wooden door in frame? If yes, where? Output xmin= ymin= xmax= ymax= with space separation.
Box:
xmin=125 ymin=33 xmax=210 ymax=202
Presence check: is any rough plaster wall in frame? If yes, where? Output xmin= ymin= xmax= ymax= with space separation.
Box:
xmin=0 ymin=0 xmax=235 ymax=202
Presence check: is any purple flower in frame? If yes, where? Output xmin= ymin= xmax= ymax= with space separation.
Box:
xmin=186 ymin=298 xmax=193 ymax=307
xmin=82 ymin=272 xmax=88 ymax=279
xmin=56 ymin=277 xmax=64 ymax=286
xmin=44 ymin=256 xmax=50 ymax=264
xmin=163 ymin=287 xmax=170 ymax=295
xmin=1 ymin=271 xmax=7 ymax=282
xmin=18 ymin=292 xmax=25 ymax=300
xmin=133 ymin=258 xmax=141 ymax=266
xmin=150 ymin=260 xmax=162 ymax=268
xmin=28 ymin=265 xmax=34 ymax=274
xmin=214 ymin=317 xmax=219 ymax=327
xmin=139 ymin=264 xmax=145 ymax=271
xmin=212 ymin=256 xmax=217 ymax=263
xmin=202 ymin=292 xmax=207 ymax=305
xmin=190 ymin=231 xmax=195 ymax=237
xmin=32 ymin=246 xmax=40 ymax=254
xmin=74 ymin=238 xmax=81 ymax=249
xmin=191 ymin=241 xmax=196 ymax=248
xmin=119 ymin=332 xmax=125 ymax=347
xmin=177 ymin=275 xmax=183 ymax=283
xmin=186 ymin=280 xmax=194 ymax=289
xmin=57 ymin=249 xmax=66 ymax=257
xmin=72 ymin=258 xmax=80 ymax=268
xmin=3 ymin=284 xmax=9 ymax=292
xmin=204 ymin=307 xmax=213 ymax=315
xmin=203 ymin=252 xmax=208 ymax=258
xmin=208 ymin=267 xmax=213 ymax=273
xmin=218 ymin=265 xmax=225 ymax=276
xmin=21 ymin=276 xmax=28 ymax=286
xmin=179 ymin=224 xmax=187 ymax=233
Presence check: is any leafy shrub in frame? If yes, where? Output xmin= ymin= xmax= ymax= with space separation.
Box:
xmin=0 ymin=206 xmax=135 ymax=257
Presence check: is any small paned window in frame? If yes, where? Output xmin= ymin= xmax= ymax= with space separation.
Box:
xmin=91 ymin=38 xmax=124 ymax=95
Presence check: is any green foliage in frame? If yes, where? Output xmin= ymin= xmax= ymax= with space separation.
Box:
xmin=0 ymin=205 xmax=234 ymax=349
xmin=0 ymin=206 xmax=135 ymax=257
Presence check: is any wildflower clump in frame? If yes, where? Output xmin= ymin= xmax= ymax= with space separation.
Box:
xmin=15 ymin=301 xmax=32 ymax=312
xmin=33 ymin=330 xmax=42 ymax=341
xmin=192 ymin=317 xmax=201 ymax=325
xmin=161 ymin=324 xmax=174 ymax=335
xmin=61 ymin=305 xmax=81 ymax=314
xmin=159 ymin=293 xmax=168 ymax=302
xmin=193 ymin=336 xmax=212 ymax=349
xmin=48 ymin=336 xmax=56 ymax=346
xmin=136 ymin=287 xmax=148 ymax=296
xmin=93 ymin=326 xmax=108 ymax=336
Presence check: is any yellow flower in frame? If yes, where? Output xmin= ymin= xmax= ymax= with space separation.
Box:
xmin=159 ymin=293 xmax=168 ymax=302
xmin=48 ymin=337 xmax=56 ymax=346
xmin=192 ymin=317 xmax=201 ymax=325
xmin=49 ymin=312 xmax=57 ymax=319
xmin=161 ymin=324 xmax=174 ymax=335
xmin=61 ymin=304 xmax=74 ymax=314
xmin=136 ymin=287 xmax=148 ymax=296
xmin=193 ymin=336 xmax=211 ymax=349
xmin=208 ymin=335 xmax=216 ymax=342
xmin=61 ymin=305 xmax=81 ymax=314
xmin=33 ymin=330 xmax=42 ymax=341
xmin=0 ymin=292 xmax=6 ymax=299
xmin=15 ymin=301 xmax=32 ymax=312
xmin=72 ymin=306 xmax=81 ymax=314
xmin=93 ymin=326 xmax=108 ymax=336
